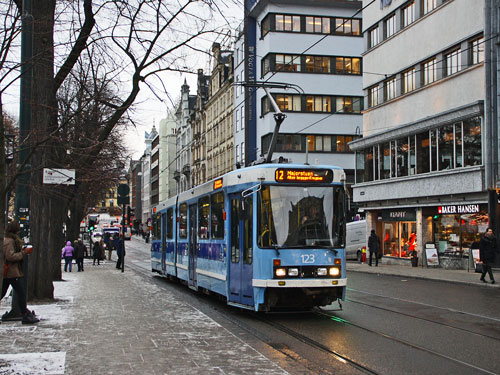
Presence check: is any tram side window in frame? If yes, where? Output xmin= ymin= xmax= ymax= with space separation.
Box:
xmin=179 ymin=203 xmax=187 ymax=238
xmin=258 ymin=186 xmax=277 ymax=247
xmin=152 ymin=214 xmax=161 ymax=240
xmin=211 ymin=192 xmax=224 ymax=239
xmin=166 ymin=208 xmax=173 ymax=239
xmin=198 ymin=196 xmax=210 ymax=239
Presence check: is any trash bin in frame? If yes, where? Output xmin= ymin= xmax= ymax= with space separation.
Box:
xmin=411 ymin=256 xmax=418 ymax=267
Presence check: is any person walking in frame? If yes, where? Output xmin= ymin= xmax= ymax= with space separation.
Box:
xmin=2 ymin=221 xmax=40 ymax=324
xmin=368 ymin=229 xmax=380 ymax=267
xmin=93 ymin=239 xmax=104 ymax=266
xmin=479 ymin=227 xmax=498 ymax=284
xmin=115 ymin=235 xmax=125 ymax=270
xmin=74 ymin=240 xmax=86 ymax=272
xmin=61 ymin=241 xmax=74 ymax=272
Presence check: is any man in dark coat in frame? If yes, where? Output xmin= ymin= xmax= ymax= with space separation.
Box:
xmin=74 ymin=240 xmax=86 ymax=272
xmin=368 ymin=229 xmax=380 ymax=267
xmin=479 ymin=227 xmax=498 ymax=284
xmin=115 ymin=236 xmax=125 ymax=270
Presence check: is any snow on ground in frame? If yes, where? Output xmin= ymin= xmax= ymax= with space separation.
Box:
xmin=0 ymin=278 xmax=76 ymax=374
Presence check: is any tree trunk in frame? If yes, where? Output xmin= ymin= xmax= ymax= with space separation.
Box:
xmin=27 ymin=0 xmax=58 ymax=300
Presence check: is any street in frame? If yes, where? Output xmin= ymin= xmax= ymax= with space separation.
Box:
xmin=125 ymin=236 xmax=500 ymax=375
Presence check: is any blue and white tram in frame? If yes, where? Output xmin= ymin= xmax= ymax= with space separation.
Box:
xmin=151 ymin=163 xmax=347 ymax=311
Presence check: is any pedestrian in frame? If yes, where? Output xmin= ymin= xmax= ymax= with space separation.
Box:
xmin=93 ymin=239 xmax=104 ymax=266
xmin=74 ymin=240 xmax=86 ymax=272
xmin=1 ymin=221 xmax=40 ymax=324
xmin=115 ymin=235 xmax=125 ymax=270
xmin=368 ymin=229 xmax=380 ymax=267
xmin=479 ymin=227 xmax=498 ymax=284
xmin=61 ymin=241 xmax=74 ymax=272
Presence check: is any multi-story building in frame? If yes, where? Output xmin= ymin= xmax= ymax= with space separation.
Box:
xmin=129 ymin=160 xmax=142 ymax=231
xmin=206 ymin=42 xmax=235 ymax=181
xmin=349 ymin=0 xmax=497 ymax=267
xmin=174 ymin=80 xmax=196 ymax=193
xmin=234 ymin=23 xmax=246 ymax=168
xmin=158 ymin=112 xmax=177 ymax=201
xmin=150 ymin=134 xmax=160 ymax=207
xmin=191 ymin=69 xmax=210 ymax=187
xmin=140 ymin=125 xmax=157 ymax=226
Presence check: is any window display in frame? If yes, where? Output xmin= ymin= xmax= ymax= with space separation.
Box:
xmin=381 ymin=221 xmax=416 ymax=258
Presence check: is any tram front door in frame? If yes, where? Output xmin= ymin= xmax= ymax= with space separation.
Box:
xmin=228 ymin=194 xmax=254 ymax=307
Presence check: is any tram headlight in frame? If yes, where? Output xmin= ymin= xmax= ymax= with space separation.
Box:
xmin=288 ymin=268 xmax=299 ymax=277
xmin=317 ymin=267 xmax=328 ymax=276
xmin=275 ymin=268 xmax=287 ymax=277
xmin=329 ymin=267 xmax=340 ymax=277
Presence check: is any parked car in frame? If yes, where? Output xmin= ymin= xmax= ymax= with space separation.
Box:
xmin=345 ymin=220 xmax=367 ymax=261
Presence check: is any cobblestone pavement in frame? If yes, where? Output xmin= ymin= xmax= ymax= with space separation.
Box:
xmin=0 ymin=259 xmax=288 ymax=375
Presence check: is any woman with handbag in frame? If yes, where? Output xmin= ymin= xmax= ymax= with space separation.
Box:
xmin=1 ymin=220 xmax=40 ymax=324
xmin=479 ymin=228 xmax=498 ymax=284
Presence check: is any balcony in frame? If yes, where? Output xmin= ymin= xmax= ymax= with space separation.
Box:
xmin=182 ymin=164 xmax=191 ymax=177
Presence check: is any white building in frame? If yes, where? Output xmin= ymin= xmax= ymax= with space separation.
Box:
xmin=140 ymin=126 xmax=157 ymax=226
xmin=243 ymin=0 xmax=364 ymax=187
xmin=158 ymin=112 xmax=177 ymax=201
xmin=349 ymin=0 xmax=492 ymax=267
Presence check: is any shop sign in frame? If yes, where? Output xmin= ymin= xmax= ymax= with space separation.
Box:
xmin=380 ymin=209 xmax=416 ymax=221
xmin=438 ymin=204 xmax=480 ymax=215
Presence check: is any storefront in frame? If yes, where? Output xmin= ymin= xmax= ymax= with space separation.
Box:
xmin=377 ymin=209 xmax=416 ymax=259
xmin=427 ymin=204 xmax=488 ymax=258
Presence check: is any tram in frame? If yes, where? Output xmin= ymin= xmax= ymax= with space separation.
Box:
xmin=150 ymin=163 xmax=347 ymax=311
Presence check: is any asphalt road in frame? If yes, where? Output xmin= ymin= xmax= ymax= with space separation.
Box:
xmin=124 ymin=237 xmax=500 ymax=375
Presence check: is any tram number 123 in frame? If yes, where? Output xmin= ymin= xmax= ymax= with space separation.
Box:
xmin=301 ymin=254 xmax=315 ymax=263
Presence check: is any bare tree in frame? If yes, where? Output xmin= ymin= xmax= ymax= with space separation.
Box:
xmin=15 ymin=0 xmax=239 ymax=299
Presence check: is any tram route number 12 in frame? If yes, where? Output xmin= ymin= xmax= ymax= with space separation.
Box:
xmin=301 ymin=254 xmax=315 ymax=263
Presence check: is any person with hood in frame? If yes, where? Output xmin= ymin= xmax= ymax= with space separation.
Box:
xmin=479 ymin=227 xmax=498 ymax=284
xmin=93 ymin=239 xmax=104 ymax=266
xmin=74 ymin=240 xmax=86 ymax=272
xmin=115 ymin=235 xmax=125 ymax=270
xmin=368 ymin=229 xmax=380 ymax=267
xmin=2 ymin=220 xmax=40 ymax=324
xmin=61 ymin=241 xmax=74 ymax=272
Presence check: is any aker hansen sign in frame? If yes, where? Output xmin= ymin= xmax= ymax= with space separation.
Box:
xmin=43 ymin=168 xmax=75 ymax=185
xmin=438 ymin=204 xmax=480 ymax=214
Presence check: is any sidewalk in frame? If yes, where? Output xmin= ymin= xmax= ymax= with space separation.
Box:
xmin=0 ymin=259 xmax=288 ymax=375
xmin=346 ymin=260 xmax=499 ymax=287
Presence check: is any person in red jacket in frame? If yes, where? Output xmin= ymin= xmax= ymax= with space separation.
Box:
xmin=1 ymin=221 xmax=39 ymax=324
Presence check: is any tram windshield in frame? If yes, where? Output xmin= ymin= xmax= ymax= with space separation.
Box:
xmin=258 ymin=185 xmax=345 ymax=249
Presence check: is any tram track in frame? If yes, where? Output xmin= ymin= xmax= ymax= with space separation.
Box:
xmin=314 ymin=308 xmax=497 ymax=374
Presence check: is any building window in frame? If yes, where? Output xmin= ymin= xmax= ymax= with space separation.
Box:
xmin=305 ymin=56 xmax=330 ymax=73
xmin=276 ymin=54 xmax=301 ymax=72
xmin=306 ymin=96 xmax=331 ymax=112
xmin=275 ymin=94 xmax=301 ymax=112
xmin=385 ymin=77 xmax=397 ymax=101
xmin=445 ymin=49 xmax=461 ymax=76
xmin=403 ymin=68 xmax=416 ymax=93
xmin=396 ymin=137 xmax=409 ymax=177
xmin=276 ymin=14 xmax=301 ymax=32
xmin=422 ymin=0 xmax=437 ymax=14
xmin=306 ymin=16 xmax=330 ymax=34
xmin=423 ymin=58 xmax=437 ymax=85
xmin=336 ymin=97 xmax=362 ymax=113
xmin=369 ymin=86 xmax=379 ymax=108
xmin=335 ymin=18 xmax=361 ymax=35
xmin=471 ymin=37 xmax=484 ymax=65
xmin=335 ymin=57 xmax=361 ymax=74
xmin=369 ymin=26 xmax=379 ymax=48
xmin=240 ymin=107 xmax=244 ymax=130
xmin=262 ymin=57 xmax=270 ymax=76
xmin=463 ymin=117 xmax=482 ymax=166
xmin=438 ymin=125 xmax=454 ymax=170
xmin=402 ymin=1 xmax=416 ymax=27
xmin=262 ymin=15 xmax=271 ymax=36
xmin=385 ymin=13 xmax=396 ymax=38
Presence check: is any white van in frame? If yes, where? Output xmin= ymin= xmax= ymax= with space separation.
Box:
xmin=345 ymin=220 xmax=367 ymax=261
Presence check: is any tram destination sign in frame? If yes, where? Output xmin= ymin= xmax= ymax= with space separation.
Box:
xmin=275 ymin=168 xmax=334 ymax=183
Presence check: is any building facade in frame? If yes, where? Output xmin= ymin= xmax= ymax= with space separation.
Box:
xmin=158 ymin=112 xmax=177 ymax=201
xmin=206 ymin=42 xmax=235 ymax=181
xmin=350 ymin=0 xmax=494 ymax=268
xmin=245 ymin=0 xmax=364 ymax=187
xmin=141 ymin=126 xmax=157 ymax=226
xmin=191 ymin=69 xmax=210 ymax=187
